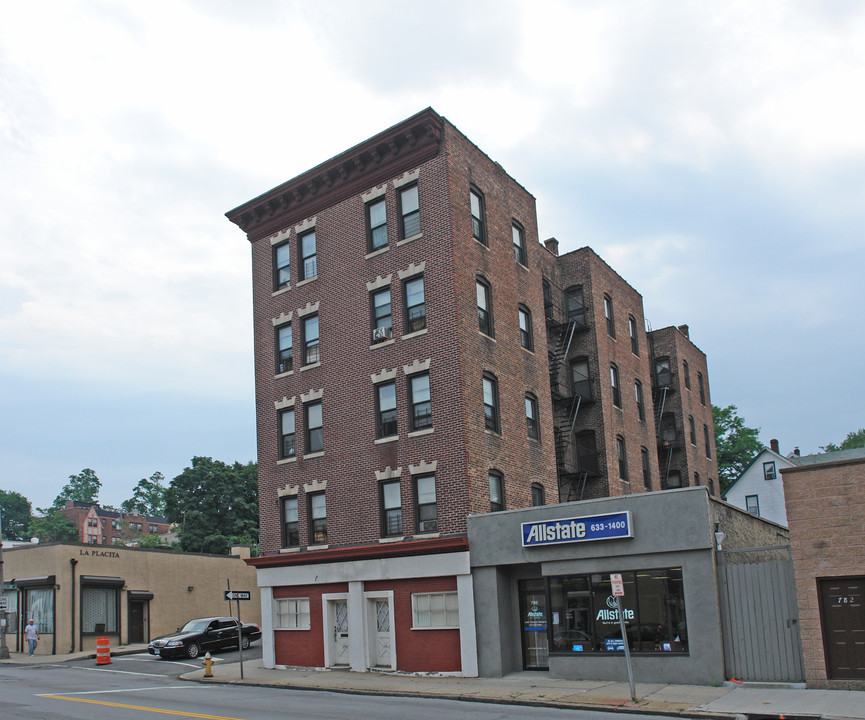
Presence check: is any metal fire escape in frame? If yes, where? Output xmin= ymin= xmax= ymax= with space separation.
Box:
xmin=648 ymin=326 xmax=679 ymax=489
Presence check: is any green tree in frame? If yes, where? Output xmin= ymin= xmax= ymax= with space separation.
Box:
xmin=0 ymin=489 xmax=33 ymax=540
xmin=713 ymin=404 xmax=762 ymax=493
xmin=164 ymin=457 xmax=258 ymax=554
xmin=822 ymin=429 xmax=865 ymax=452
xmin=47 ymin=468 xmax=102 ymax=511
xmin=122 ymin=471 xmax=167 ymax=517
xmin=28 ymin=512 xmax=78 ymax=542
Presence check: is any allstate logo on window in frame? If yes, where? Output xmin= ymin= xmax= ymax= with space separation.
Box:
xmin=521 ymin=511 xmax=632 ymax=547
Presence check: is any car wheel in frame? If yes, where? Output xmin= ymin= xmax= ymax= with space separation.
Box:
xmin=186 ymin=642 xmax=201 ymax=659
xmin=240 ymin=635 xmax=250 ymax=650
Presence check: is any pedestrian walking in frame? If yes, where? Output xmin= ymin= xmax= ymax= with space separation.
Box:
xmin=25 ymin=619 xmax=39 ymax=656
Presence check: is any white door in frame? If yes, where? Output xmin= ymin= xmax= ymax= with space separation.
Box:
xmin=372 ymin=599 xmax=392 ymax=667
xmin=331 ymin=600 xmax=350 ymax=665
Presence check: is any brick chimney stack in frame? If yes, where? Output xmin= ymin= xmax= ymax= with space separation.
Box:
xmin=770 ymin=438 xmax=780 ymax=453
xmin=544 ymin=237 xmax=559 ymax=256
xmin=678 ymin=324 xmax=690 ymax=338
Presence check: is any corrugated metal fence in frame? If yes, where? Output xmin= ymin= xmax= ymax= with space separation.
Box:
xmin=717 ymin=547 xmax=805 ymax=683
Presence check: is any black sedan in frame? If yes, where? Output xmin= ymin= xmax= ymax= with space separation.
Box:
xmin=148 ymin=616 xmax=262 ymax=659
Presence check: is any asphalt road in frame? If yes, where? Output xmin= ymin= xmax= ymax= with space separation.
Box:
xmin=63 ymin=645 xmax=264 ymax=677
xmin=0 ymin=656 xmax=673 ymax=720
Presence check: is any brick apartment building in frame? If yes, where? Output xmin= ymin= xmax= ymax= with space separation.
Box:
xmin=58 ymin=501 xmax=171 ymax=546
xmin=226 ymin=108 xmax=718 ymax=675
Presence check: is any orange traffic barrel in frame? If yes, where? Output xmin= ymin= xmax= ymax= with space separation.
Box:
xmin=96 ymin=636 xmax=112 ymax=665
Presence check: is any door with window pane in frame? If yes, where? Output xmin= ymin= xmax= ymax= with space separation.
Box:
xmin=519 ymin=579 xmax=549 ymax=669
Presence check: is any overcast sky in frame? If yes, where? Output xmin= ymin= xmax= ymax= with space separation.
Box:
xmin=2 ymin=0 xmax=863 ymax=512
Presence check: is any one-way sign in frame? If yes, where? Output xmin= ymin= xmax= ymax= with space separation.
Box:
xmin=224 ymin=590 xmax=251 ymax=601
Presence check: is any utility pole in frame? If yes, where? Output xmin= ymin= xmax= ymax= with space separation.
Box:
xmin=0 ymin=507 xmax=11 ymax=659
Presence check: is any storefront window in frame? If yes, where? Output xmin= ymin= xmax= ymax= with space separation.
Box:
xmin=81 ymin=587 xmax=119 ymax=634
xmin=26 ymin=588 xmax=55 ymax=634
xmin=549 ymin=568 xmax=687 ymax=654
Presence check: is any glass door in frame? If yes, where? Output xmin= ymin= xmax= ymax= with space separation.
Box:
xmin=519 ymin=579 xmax=549 ymax=669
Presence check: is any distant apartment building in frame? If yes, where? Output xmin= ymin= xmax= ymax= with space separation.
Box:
xmin=58 ymin=501 xmax=171 ymax=546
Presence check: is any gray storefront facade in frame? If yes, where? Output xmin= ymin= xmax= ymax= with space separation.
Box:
xmin=468 ymin=487 xmax=745 ymax=685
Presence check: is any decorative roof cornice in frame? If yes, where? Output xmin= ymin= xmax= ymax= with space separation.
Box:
xmin=226 ymin=107 xmax=444 ymax=242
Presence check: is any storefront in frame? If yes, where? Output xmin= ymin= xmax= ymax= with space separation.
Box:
xmin=468 ymin=486 xmax=781 ymax=685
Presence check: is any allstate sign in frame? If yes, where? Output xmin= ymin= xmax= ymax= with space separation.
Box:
xmin=522 ymin=511 xmax=633 ymax=547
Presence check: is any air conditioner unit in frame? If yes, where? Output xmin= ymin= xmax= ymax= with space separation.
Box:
xmin=372 ymin=326 xmax=393 ymax=342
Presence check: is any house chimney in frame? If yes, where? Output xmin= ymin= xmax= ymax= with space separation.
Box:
xmin=770 ymin=438 xmax=779 ymax=453
xmin=793 ymin=447 xmax=800 ymax=456
xmin=677 ymin=324 xmax=690 ymax=338
xmin=544 ymin=237 xmax=559 ymax=256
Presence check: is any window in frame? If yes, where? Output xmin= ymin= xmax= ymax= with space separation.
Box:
xmin=616 ymin=436 xmax=628 ymax=480
xmin=476 ymin=277 xmax=493 ymax=336
xmin=381 ymin=479 xmax=402 ymax=537
xmin=531 ymin=483 xmax=545 ymax=506
xmin=543 ymin=279 xmax=554 ymax=321
xmin=404 ymin=276 xmax=426 ymax=333
xmin=641 ymin=447 xmax=651 ymax=489
xmin=366 ymin=197 xmax=388 ymax=251
xmin=512 ymin=222 xmax=527 ymax=266
xmin=376 ymin=382 xmax=397 ymax=438
xmin=660 ymin=413 xmax=677 ymax=443
xmin=412 ymin=591 xmax=458 ymax=628
xmin=689 ymin=416 xmax=697 ymax=445
xmin=610 ymin=363 xmax=621 ymax=408
xmin=565 ymin=286 xmax=586 ymax=328
xmin=483 ymin=374 xmax=499 ymax=432
xmin=682 ymin=360 xmax=691 ymax=389
xmin=703 ymin=424 xmax=711 ymax=458
xmin=398 ymin=184 xmax=420 ymax=238
xmin=518 ymin=305 xmax=533 ymax=350
xmin=764 ymin=461 xmax=777 ymax=480
xmin=279 ymin=409 xmax=296 ymax=459
xmin=525 ymin=393 xmax=539 ymax=440
xmin=708 ymin=477 xmax=715 ymax=495
xmin=273 ymin=241 xmax=290 ymax=290
xmin=698 ymin=372 xmax=706 ymax=405
xmin=308 ymin=492 xmax=326 ymax=544
xmin=409 ymin=373 xmax=432 ymax=430
xmin=414 ymin=474 xmax=437 ymax=533
xmin=634 ymin=380 xmax=645 ymax=421
xmin=655 ymin=357 xmax=672 ymax=388
xmin=694 ymin=472 xmax=700 ymax=486
xmin=745 ymin=495 xmax=760 ymax=515
xmin=666 ymin=471 xmax=682 ymax=488
xmin=604 ymin=294 xmax=615 ymax=337
xmin=489 ymin=471 xmax=504 ymax=512
xmin=371 ymin=287 xmax=392 ymax=342
xmin=298 ymin=230 xmax=317 ymax=281
xmin=276 ymin=323 xmax=292 ymax=374
xmin=571 ymin=358 xmax=592 ymax=400
xmin=629 ymin=315 xmax=639 ymax=355
xmin=302 ymin=315 xmax=320 ymax=366
xmin=275 ymin=597 xmax=309 ymax=629
xmin=305 ymin=401 xmax=323 ymax=454
xmin=470 ymin=187 xmax=486 ymax=244
xmin=282 ymin=497 xmax=298 ymax=547
xmin=81 ymin=586 xmax=119 ymax=634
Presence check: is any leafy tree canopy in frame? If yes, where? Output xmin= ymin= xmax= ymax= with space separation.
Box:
xmin=29 ymin=511 xmax=78 ymax=543
xmin=122 ymin=471 xmax=167 ymax=517
xmin=164 ymin=457 xmax=258 ymax=554
xmin=713 ymin=404 xmax=762 ymax=493
xmin=822 ymin=428 xmax=865 ymax=452
xmin=46 ymin=468 xmax=102 ymax=512
xmin=0 ymin=489 xmax=33 ymax=540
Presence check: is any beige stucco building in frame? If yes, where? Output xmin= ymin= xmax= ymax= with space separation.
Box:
xmin=1 ymin=542 xmax=260 ymax=655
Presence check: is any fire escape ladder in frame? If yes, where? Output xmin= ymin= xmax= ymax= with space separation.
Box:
xmin=663 ymin=444 xmax=674 ymax=488
xmin=656 ymin=386 xmax=668 ymax=425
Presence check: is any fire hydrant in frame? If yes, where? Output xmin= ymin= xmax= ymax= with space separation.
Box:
xmin=203 ymin=652 xmax=213 ymax=678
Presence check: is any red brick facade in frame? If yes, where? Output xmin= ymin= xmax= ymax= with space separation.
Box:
xmin=59 ymin=502 xmax=171 ymax=545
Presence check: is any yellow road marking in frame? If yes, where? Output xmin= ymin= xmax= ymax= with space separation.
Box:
xmin=40 ymin=695 xmax=249 ymax=720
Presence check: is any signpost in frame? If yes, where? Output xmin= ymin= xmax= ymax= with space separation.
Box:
xmin=225 ymin=583 xmax=251 ymax=679
xmin=611 ymin=573 xmax=636 ymax=702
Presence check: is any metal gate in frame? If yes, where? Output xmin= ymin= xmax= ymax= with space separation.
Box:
xmin=717 ymin=546 xmax=805 ymax=682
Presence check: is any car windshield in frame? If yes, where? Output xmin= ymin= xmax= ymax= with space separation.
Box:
xmin=180 ymin=619 xmax=211 ymax=633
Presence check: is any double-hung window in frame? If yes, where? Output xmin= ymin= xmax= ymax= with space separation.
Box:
xmin=308 ymin=493 xmax=326 ymax=544
xmin=635 ymin=380 xmax=645 ymax=421
xmin=275 ymin=598 xmax=309 ymax=629
xmin=302 ymin=315 xmax=320 ymax=365
xmin=399 ymin=184 xmax=420 ymax=239
xmin=305 ymin=401 xmax=323 ymax=454
xmin=483 ymin=373 xmax=499 ymax=432
xmin=689 ymin=415 xmax=697 ymax=445
xmin=409 ymin=373 xmax=432 ymax=430
xmin=604 ymin=294 xmax=615 ymax=337
xmin=525 ymin=393 xmax=539 ymax=440
xmin=381 ymin=479 xmax=402 ymax=537
xmin=376 ymin=382 xmax=397 ymax=439
xmin=489 ymin=471 xmax=504 ymax=512
xmin=655 ymin=357 xmax=672 ymax=388
xmin=470 ymin=187 xmax=486 ymax=244
xmin=682 ymin=360 xmax=691 ymax=389
xmin=610 ymin=363 xmax=621 ymax=408
xmin=477 ymin=277 xmax=493 ymax=337
xmin=299 ymin=230 xmax=317 ymax=281
xmin=518 ymin=305 xmax=533 ymax=350
xmin=512 ymin=222 xmax=527 ymax=266
xmin=565 ymin=286 xmax=586 ymax=328
xmin=698 ymin=372 xmax=706 ymax=405
xmin=414 ymin=474 xmax=437 ymax=533
xmin=745 ymin=495 xmax=760 ymax=515
xmin=703 ymin=424 xmax=711 ymax=458
xmin=404 ymin=276 xmax=426 ymax=333
xmin=367 ymin=198 xmax=388 ymax=252
xmin=629 ymin=315 xmax=639 ymax=355
xmin=279 ymin=408 xmax=296 ymax=459
xmin=616 ymin=436 xmax=628 ymax=480
xmin=282 ymin=497 xmax=298 ymax=547
xmin=276 ymin=323 xmax=292 ymax=374
xmin=641 ymin=447 xmax=651 ymax=489
xmin=273 ymin=242 xmax=290 ymax=290
xmin=371 ymin=287 xmax=392 ymax=343
xmin=531 ymin=483 xmax=545 ymax=506
xmin=764 ymin=461 xmax=777 ymax=480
